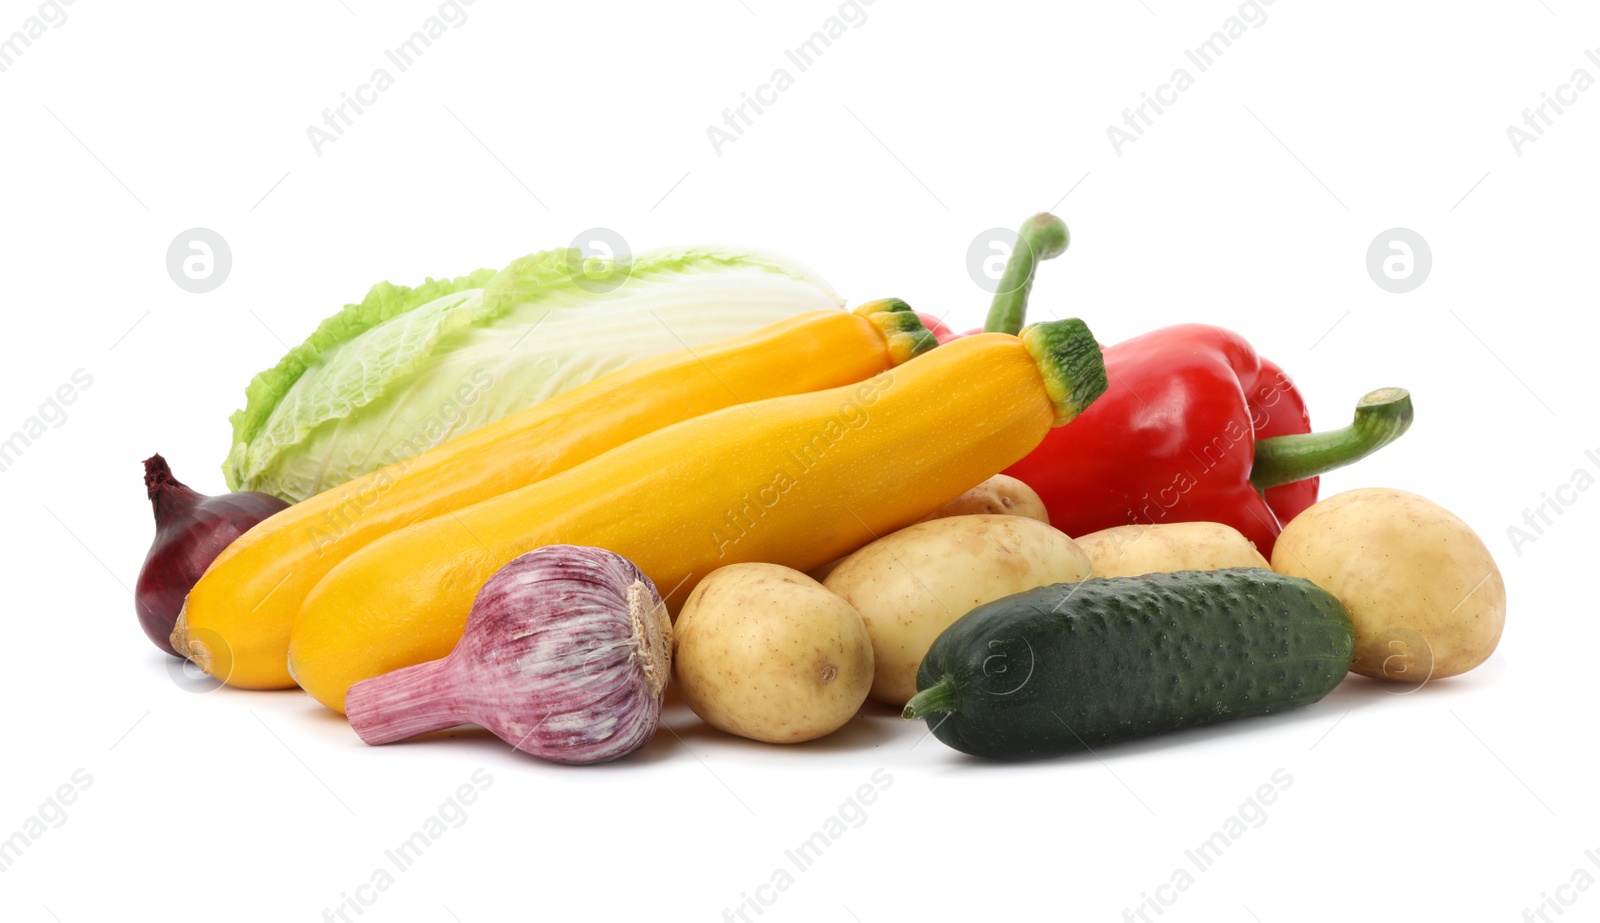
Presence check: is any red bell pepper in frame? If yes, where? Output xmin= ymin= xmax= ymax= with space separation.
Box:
xmin=917 ymin=313 xmax=963 ymax=344
xmin=1002 ymin=324 xmax=1413 ymax=556
xmin=927 ymin=210 xmax=1411 ymax=556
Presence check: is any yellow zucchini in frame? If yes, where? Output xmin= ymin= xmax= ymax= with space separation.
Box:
xmin=174 ymin=302 xmax=933 ymax=689
xmin=288 ymin=320 xmax=1106 ymax=713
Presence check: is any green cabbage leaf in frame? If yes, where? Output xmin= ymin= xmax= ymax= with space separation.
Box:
xmin=224 ymin=246 xmax=843 ymax=501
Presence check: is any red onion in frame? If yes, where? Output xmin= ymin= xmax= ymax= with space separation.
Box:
xmin=346 ymin=545 xmax=671 ymax=764
xmin=136 ymin=454 xmax=289 ymax=657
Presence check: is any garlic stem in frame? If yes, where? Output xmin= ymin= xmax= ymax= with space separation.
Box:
xmin=346 ymin=658 xmax=467 ymax=745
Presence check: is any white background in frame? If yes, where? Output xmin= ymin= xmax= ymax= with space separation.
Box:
xmin=2 ymin=1 xmax=1595 ymax=920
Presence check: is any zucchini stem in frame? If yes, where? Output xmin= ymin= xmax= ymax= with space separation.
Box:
xmin=1250 ymin=387 xmax=1415 ymax=490
xmin=902 ymin=677 xmax=959 ymax=720
xmin=1020 ymin=318 xmax=1109 ymax=426
xmin=983 ymin=213 xmax=1070 ymax=335
xmin=857 ymin=297 xmax=938 ymax=363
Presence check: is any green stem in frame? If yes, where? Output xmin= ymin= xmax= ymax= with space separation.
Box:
xmin=1020 ymin=318 xmax=1108 ymax=426
xmin=1250 ymin=387 xmax=1414 ymax=490
xmin=983 ymin=213 xmax=1070 ymax=335
xmin=857 ymin=297 xmax=938 ymax=363
xmin=902 ymin=677 xmax=959 ymax=720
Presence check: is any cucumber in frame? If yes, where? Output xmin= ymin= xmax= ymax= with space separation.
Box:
xmin=902 ymin=568 xmax=1354 ymax=759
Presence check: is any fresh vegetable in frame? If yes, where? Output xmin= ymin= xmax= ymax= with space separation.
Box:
xmin=824 ymin=514 xmax=1094 ymax=706
xmin=916 ymin=313 xmax=961 ymax=344
xmin=225 ymin=246 xmax=846 ymax=502
xmin=903 ymin=569 xmax=1355 ymax=759
xmin=134 ymin=455 xmax=287 ymax=659
xmin=345 ymin=545 xmax=669 ymax=764
xmin=288 ymin=318 xmax=1108 ymax=713
xmin=673 ymin=564 xmax=873 ymax=744
xmin=175 ymin=301 xmax=934 ymax=690
xmin=1271 ymin=488 xmax=1505 ymax=682
xmin=1072 ymin=521 xmax=1268 ymax=578
xmin=811 ymin=474 xmax=1051 ymax=582
xmin=916 ymin=212 xmax=1069 ymax=343
xmin=916 ymin=474 xmax=1049 ymax=524
xmin=980 ymin=213 xmax=1071 ymax=336
xmin=1004 ymin=329 xmax=1414 ymax=556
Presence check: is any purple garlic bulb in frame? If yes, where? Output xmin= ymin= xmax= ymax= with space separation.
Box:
xmin=345 ymin=545 xmax=671 ymax=764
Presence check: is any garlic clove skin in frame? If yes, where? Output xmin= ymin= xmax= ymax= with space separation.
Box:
xmin=346 ymin=545 xmax=671 ymax=765
xmin=468 ymin=570 xmax=671 ymax=763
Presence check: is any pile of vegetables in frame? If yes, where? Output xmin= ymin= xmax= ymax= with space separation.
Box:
xmin=174 ymin=297 xmax=935 ymax=690
xmin=136 ymin=215 xmax=1506 ymax=765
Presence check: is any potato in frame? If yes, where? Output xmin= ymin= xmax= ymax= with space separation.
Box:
xmin=673 ymin=563 xmax=873 ymax=743
xmin=806 ymin=558 xmax=847 ymax=584
xmin=824 ymin=514 xmax=1093 ymax=705
xmin=809 ymin=476 xmax=1051 ymax=583
xmin=916 ymin=474 xmax=1050 ymax=524
xmin=1271 ymin=487 xmax=1505 ymax=682
xmin=1073 ymin=522 xmax=1269 ymax=578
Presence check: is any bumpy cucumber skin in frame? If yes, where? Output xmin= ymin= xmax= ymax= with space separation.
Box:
xmin=913 ymin=568 xmax=1354 ymax=760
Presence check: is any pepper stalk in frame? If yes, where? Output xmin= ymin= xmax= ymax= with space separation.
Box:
xmin=1250 ymin=387 xmax=1415 ymax=490
xmin=983 ymin=213 xmax=1070 ymax=335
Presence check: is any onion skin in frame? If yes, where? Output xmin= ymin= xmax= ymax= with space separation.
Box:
xmin=345 ymin=545 xmax=671 ymax=765
xmin=136 ymin=455 xmax=289 ymax=658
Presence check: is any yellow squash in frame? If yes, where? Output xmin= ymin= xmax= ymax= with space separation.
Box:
xmin=174 ymin=302 xmax=934 ymax=689
xmin=288 ymin=320 xmax=1107 ymax=713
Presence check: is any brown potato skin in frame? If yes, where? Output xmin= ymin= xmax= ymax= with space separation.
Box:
xmin=915 ymin=474 xmax=1050 ymax=524
xmin=1072 ymin=522 xmax=1268 ymax=578
xmin=672 ymin=563 xmax=873 ymax=743
xmin=1271 ymin=487 xmax=1506 ymax=682
xmin=809 ymin=476 xmax=1051 ymax=583
xmin=824 ymin=514 xmax=1093 ymax=705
